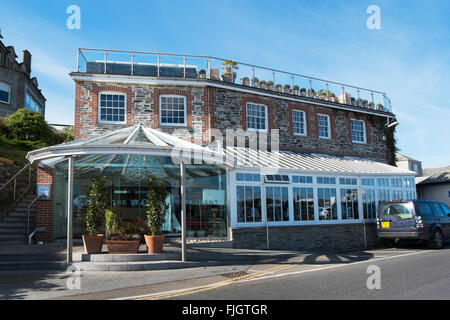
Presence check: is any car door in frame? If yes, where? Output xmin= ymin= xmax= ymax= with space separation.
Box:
xmin=438 ymin=203 xmax=450 ymax=239
xmin=430 ymin=202 xmax=448 ymax=239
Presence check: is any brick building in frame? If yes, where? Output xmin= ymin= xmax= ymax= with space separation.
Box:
xmin=29 ymin=49 xmax=416 ymax=251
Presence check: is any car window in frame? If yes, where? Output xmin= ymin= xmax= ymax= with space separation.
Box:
xmin=416 ymin=202 xmax=433 ymax=217
xmin=431 ymin=203 xmax=445 ymax=217
xmin=381 ymin=203 xmax=414 ymax=219
xmin=439 ymin=203 xmax=450 ymax=216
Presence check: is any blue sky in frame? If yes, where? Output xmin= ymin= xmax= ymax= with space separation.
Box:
xmin=0 ymin=0 xmax=449 ymax=168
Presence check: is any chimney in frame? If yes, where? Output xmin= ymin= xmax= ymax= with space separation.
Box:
xmin=22 ymin=50 xmax=31 ymax=76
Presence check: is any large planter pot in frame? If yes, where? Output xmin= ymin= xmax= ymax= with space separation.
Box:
xmin=82 ymin=234 xmax=104 ymax=254
xmin=144 ymin=234 xmax=165 ymax=254
xmin=106 ymin=240 xmax=140 ymax=254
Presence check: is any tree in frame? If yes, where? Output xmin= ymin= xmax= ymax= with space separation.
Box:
xmin=84 ymin=176 xmax=108 ymax=236
xmin=6 ymin=108 xmax=52 ymax=142
xmin=146 ymin=175 xmax=170 ymax=236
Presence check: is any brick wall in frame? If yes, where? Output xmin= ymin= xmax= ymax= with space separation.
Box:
xmin=35 ymin=167 xmax=54 ymax=242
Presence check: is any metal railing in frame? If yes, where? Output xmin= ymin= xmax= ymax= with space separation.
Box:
xmin=76 ymin=48 xmax=392 ymax=113
xmin=0 ymin=163 xmax=36 ymax=221
xmin=27 ymin=196 xmax=37 ymax=236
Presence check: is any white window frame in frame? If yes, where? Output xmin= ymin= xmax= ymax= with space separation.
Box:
xmin=317 ymin=113 xmax=331 ymax=139
xmin=292 ymin=109 xmax=307 ymax=136
xmin=350 ymin=119 xmax=367 ymax=144
xmin=98 ymin=92 xmax=127 ymax=124
xmin=159 ymin=95 xmax=187 ymax=127
xmin=0 ymin=81 xmax=11 ymax=104
xmin=246 ymin=102 xmax=268 ymax=132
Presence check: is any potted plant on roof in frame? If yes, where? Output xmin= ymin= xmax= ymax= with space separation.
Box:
xmin=198 ymin=69 xmax=206 ymax=79
xmin=241 ymin=77 xmax=250 ymax=86
xmin=144 ymin=175 xmax=170 ymax=254
xmin=221 ymin=60 xmax=238 ymax=83
xmin=376 ymin=103 xmax=384 ymax=111
xmin=283 ymin=84 xmax=291 ymax=94
xmin=356 ymin=98 xmax=363 ymax=107
xmin=259 ymin=80 xmax=267 ymax=90
xmin=300 ymin=88 xmax=306 ymax=96
xmin=267 ymin=81 xmax=274 ymax=91
xmin=293 ymin=85 xmax=300 ymax=95
xmin=367 ymin=101 xmax=374 ymax=109
xmin=252 ymin=77 xmax=259 ymax=88
xmin=329 ymin=92 xmax=336 ymax=102
xmin=82 ymin=176 xmax=107 ymax=254
xmin=275 ymin=84 xmax=282 ymax=92
xmin=318 ymin=89 xmax=330 ymax=100
xmin=307 ymin=88 xmax=315 ymax=98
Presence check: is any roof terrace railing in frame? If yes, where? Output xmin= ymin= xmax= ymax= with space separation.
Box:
xmin=76 ymin=48 xmax=392 ymax=113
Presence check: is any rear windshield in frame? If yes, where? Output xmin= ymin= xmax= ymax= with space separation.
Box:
xmin=380 ymin=203 xmax=415 ymax=219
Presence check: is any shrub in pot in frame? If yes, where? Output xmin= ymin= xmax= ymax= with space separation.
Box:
xmin=144 ymin=175 xmax=170 ymax=254
xmin=82 ymin=176 xmax=107 ymax=254
xmin=259 ymin=80 xmax=267 ymax=90
xmin=275 ymin=84 xmax=282 ymax=92
xmin=300 ymin=88 xmax=306 ymax=96
xmin=318 ymin=89 xmax=331 ymax=100
xmin=376 ymin=103 xmax=384 ymax=111
xmin=307 ymin=88 xmax=315 ymax=98
xmin=356 ymin=98 xmax=363 ymax=107
xmin=106 ymin=215 xmax=143 ymax=254
xmin=367 ymin=102 xmax=374 ymax=109
xmin=267 ymin=81 xmax=274 ymax=91
xmin=241 ymin=77 xmax=250 ymax=86
xmin=293 ymin=85 xmax=300 ymax=95
xmin=329 ymin=93 xmax=336 ymax=102
xmin=283 ymin=84 xmax=291 ymax=94
xmin=362 ymin=99 xmax=368 ymax=108
xmin=198 ymin=69 xmax=206 ymax=79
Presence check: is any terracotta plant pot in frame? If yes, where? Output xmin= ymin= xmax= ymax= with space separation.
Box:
xmin=144 ymin=234 xmax=165 ymax=254
xmin=106 ymin=240 xmax=140 ymax=254
xmin=82 ymin=234 xmax=104 ymax=254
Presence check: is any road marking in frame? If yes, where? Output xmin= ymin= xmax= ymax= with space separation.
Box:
xmin=113 ymin=258 xmax=305 ymax=300
xmin=113 ymin=250 xmax=432 ymax=300
xmin=240 ymin=250 xmax=431 ymax=283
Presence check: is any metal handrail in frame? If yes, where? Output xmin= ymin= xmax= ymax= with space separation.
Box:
xmin=77 ymin=47 xmax=388 ymax=96
xmin=0 ymin=163 xmax=31 ymax=193
xmin=27 ymin=196 xmax=37 ymax=236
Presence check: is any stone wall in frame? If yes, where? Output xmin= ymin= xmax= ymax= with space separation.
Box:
xmin=230 ymin=223 xmax=381 ymax=253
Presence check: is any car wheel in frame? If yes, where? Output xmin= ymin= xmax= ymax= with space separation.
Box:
xmin=382 ymin=239 xmax=396 ymax=248
xmin=427 ymin=229 xmax=443 ymax=249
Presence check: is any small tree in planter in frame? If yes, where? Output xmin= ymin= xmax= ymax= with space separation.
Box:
xmin=144 ymin=175 xmax=170 ymax=254
xmin=82 ymin=176 xmax=108 ymax=254
xmin=300 ymin=88 xmax=306 ymax=96
xmin=307 ymin=88 xmax=315 ymax=98
xmin=267 ymin=81 xmax=274 ymax=91
xmin=293 ymin=85 xmax=300 ymax=95
xmin=376 ymin=103 xmax=384 ymax=111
